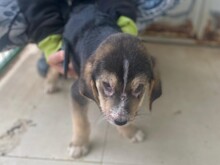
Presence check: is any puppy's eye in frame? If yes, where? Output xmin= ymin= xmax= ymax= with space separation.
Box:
xmin=103 ymin=82 xmax=114 ymax=96
xmin=133 ymin=84 xmax=144 ymax=98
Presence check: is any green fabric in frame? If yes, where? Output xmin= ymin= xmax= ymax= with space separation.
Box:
xmin=38 ymin=16 xmax=137 ymax=61
xmin=117 ymin=16 xmax=138 ymax=36
xmin=38 ymin=35 xmax=62 ymax=61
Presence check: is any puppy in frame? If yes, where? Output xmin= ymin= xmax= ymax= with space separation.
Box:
xmin=45 ymin=4 xmax=162 ymax=158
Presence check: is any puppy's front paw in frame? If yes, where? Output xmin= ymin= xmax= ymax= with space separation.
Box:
xmin=44 ymin=84 xmax=59 ymax=94
xmin=68 ymin=143 xmax=89 ymax=158
xmin=117 ymin=125 xmax=145 ymax=143
xmin=130 ymin=130 xmax=145 ymax=143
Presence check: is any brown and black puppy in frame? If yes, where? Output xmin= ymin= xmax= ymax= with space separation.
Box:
xmin=45 ymin=4 xmax=162 ymax=158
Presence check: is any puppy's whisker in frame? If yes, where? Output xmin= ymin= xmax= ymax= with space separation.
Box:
xmin=97 ymin=118 xmax=106 ymax=125
xmin=134 ymin=112 xmax=151 ymax=120
xmin=138 ymin=108 xmax=145 ymax=112
xmin=136 ymin=108 xmax=151 ymax=116
xmin=136 ymin=113 xmax=148 ymax=116
xmin=95 ymin=114 xmax=106 ymax=125
xmin=129 ymin=118 xmax=135 ymax=122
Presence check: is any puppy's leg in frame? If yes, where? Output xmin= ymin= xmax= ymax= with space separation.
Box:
xmin=116 ymin=124 xmax=145 ymax=143
xmin=44 ymin=67 xmax=60 ymax=94
xmin=68 ymin=80 xmax=90 ymax=158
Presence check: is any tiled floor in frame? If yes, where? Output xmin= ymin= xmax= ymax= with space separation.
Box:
xmin=0 ymin=43 xmax=220 ymax=165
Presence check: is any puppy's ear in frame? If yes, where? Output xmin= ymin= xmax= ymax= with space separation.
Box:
xmin=79 ymin=61 xmax=99 ymax=103
xmin=149 ymin=56 xmax=162 ymax=111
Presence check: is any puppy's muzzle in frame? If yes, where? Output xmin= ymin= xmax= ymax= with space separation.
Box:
xmin=109 ymin=110 xmax=128 ymax=126
xmin=114 ymin=118 xmax=127 ymax=126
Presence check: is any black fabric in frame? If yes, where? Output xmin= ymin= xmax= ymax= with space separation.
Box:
xmin=17 ymin=0 xmax=70 ymax=43
xmin=97 ymin=0 xmax=137 ymax=21
xmin=63 ymin=4 xmax=121 ymax=75
xmin=16 ymin=0 xmax=137 ymax=43
xmin=37 ymin=55 xmax=49 ymax=78
xmin=0 ymin=0 xmax=28 ymax=51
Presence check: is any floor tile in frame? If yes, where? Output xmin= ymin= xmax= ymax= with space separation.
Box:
xmin=103 ymin=163 xmax=137 ymax=165
xmin=102 ymin=43 xmax=220 ymax=165
xmin=1 ymin=43 xmax=220 ymax=165
xmin=0 ymin=156 xmax=100 ymax=165
xmin=0 ymin=45 xmax=107 ymax=163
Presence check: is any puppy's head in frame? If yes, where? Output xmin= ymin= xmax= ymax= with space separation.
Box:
xmin=80 ymin=33 xmax=162 ymax=126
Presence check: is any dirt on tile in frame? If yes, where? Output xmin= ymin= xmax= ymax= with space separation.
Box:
xmin=0 ymin=119 xmax=35 ymax=156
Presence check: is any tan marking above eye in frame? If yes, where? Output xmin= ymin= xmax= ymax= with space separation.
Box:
xmin=130 ymin=74 xmax=148 ymax=90
xmin=98 ymin=71 xmax=118 ymax=88
xmin=134 ymin=84 xmax=144 ymax=93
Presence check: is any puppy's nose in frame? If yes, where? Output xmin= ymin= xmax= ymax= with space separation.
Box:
xmin=114 ymin=119 xmax=127 ymax=126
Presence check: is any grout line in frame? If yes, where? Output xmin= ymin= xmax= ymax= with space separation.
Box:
xmin=1 ymin=155 xmax=146 ymax=165
xmin=101 ymin=161 xmax=146 ymax=165
xmin=205 ymin=57 xmax=220 ymax=85
xmin=1 ymin=155 xmax=101 ymax=164
xmin=100 ymin=123 xmax=110 ymax=164
xmin=1 ymin=155 xmax=145 ymax=165
xmin=140 ymin=37 xmax=220 ymax=49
